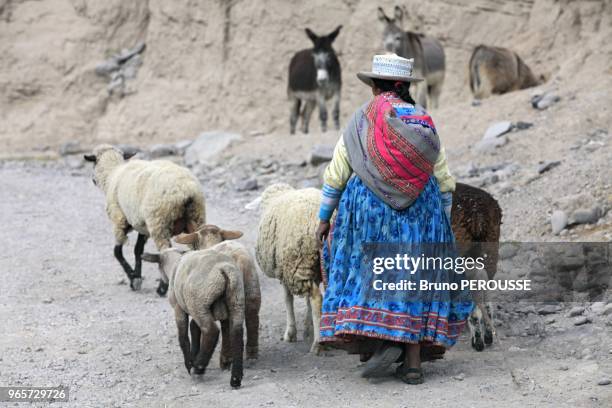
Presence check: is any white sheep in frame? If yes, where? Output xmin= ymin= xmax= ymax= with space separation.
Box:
xmin=254 ymin=183 xmax=324 ymax=354
xmin=84 ymin=144 xmax=205 ymax=295
xmin=143 ymin=246 xmax=245 ymax=388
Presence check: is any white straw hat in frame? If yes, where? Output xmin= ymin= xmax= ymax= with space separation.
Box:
xmin=357 ymin=53 xmax=423 ymax=86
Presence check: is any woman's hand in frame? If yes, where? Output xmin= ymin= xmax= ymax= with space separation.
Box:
xmin=316 ymin=221 xmax=330 ymax=246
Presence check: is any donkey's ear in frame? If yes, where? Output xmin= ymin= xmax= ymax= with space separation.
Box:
xmin=123 ymin=151 xmax=137 ymax=160
xmin=305 ymin=28 xmax=318 ymax=43
xmin=174 ymin=232 xmax=198 ymax=245
xmin=328 ymin=25 xmax=342 ymax=42
xmin=394 ymin=5 xmax=404 ymax=23
xmin=377 ymin=7 xmax=390 ymax=23
xmin=142 ymin=253 xmax=160 ymax=263
xmin=84 ymin=154 xmax=96 ymax=162
xmin=221 ymin=229 xmax=243 ymax=241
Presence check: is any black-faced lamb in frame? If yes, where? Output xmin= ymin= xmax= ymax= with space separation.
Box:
xmin=84 ymin=144 xmax=205 ymax=295
xmin=142 ymin=247 xmax=246 ymax=388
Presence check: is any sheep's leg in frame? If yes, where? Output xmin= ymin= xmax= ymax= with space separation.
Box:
xmin=282 ymin=285 xmax=297 ymax=342
xmin=229 ymin=316 xmax=244 ymax=388
xmin=151 ymin=232 xmax=172 ymax=297
xmin=309 ymin=283 xmax=323 ymax=355
xmin=219 ymin=319 xmax=232 ymax=370
xmin=304 ymin=296 xmax=314 ymax=343
xmin=469 ymin=305 xmax=485 ymax=352
xmin=113 ymin=244 xmax=135 ymax=282
xmin=130 ymin=234 xmax=147 ymax=291
xmin=191 ymin=315 xmax=219 ymax=375
xmin=173 ymin=306 xmax=192 ymax=373
xmin=245 ymin=297 xmax=260 ymax=360
xmin=189 ymin=319 xmax=201 ymax=363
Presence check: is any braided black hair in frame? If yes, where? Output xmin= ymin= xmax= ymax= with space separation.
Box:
xmin=371 ymin=78 xmax=416 ymax=105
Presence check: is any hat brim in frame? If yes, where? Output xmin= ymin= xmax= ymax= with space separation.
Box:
xmin=357 ymin=71 xmax=424 ymax=87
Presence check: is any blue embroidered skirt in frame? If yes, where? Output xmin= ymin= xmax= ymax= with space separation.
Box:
xmin=320 ymin=176 xmax=474 ymax=348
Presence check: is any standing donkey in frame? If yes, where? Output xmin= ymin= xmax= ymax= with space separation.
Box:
xmin=377 ymin=6 xmax=445 ymax=109
xmin=288 ymin=26 xmax=342 ymax=134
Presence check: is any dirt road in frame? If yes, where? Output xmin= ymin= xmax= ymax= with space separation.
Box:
xmin=1 ymin=161 xmax=610 ymax=408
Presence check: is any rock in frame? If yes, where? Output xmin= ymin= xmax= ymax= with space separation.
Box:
xmin=590 ymin=302 xmax=605 ymax=315
xmin=597 ymin=378 xmax=611 ymax=386
xmin=149 ymin=144 xmax=177 ymax=158
xmin=42 ymin=298 xmax=54 ymax=304
xmin=601 ymin=304 xmax=612 ymax=316
xmin=174 ymin=140 xmax=193 ymax=155
xmin=59 ymin=141 xmax=84 ymax=156
xmin=308 ymin=144 xmax=334 ymax=165
xmin=537 ymin=160 xmax=561 ymax=174
xmin=64 ymin=155 xmax=85 ymax=169
xmin=497 ymin=183 xmax=514 ymax=194
xmin=95 ymin=59 xmax=120 ymax=76
xmin=115 ymin=144 xmax=141 ymax=158
xmin=532 ymin=91 xmax=561 ymax=110
xmin=116 ymin=42 xmax=146 ymax=64
xmin=514 ymin=121 xmax=533 ymax=130
xmin=570 ymin=207 xmax=603 ymax=225
xmin=551 ymin=210 xmax=568 ymax=235
xmin=471 ymin=99 xmax=481 ymax=107
xmin=184 ymin=132 xmax=242 ymax=167
xmin=452 ymin=373 xmax=465 ymax=381
xmin=573 ymin=316 xmax=592 ymax=326
xmin=235 ymin=178 xmax=258 ymax=191
xmin=483 ymin=121 xmax=513 ymax=140
xmin=558 ymin=365 xmax=569 ymax=371
xmin=567 ymin=306 xmax=585 ymax=317
xmin=537 ymin=304 xmax=562 ymax=315
xmin=475 ymin=135 xmax=508 ymax=153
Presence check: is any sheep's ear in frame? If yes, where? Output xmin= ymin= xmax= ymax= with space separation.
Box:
xmin=84 ymin=154 xmax=96 ymax=162
xmin=123 ymin=151 xmax=137 ymax=160
xmin=175 ymin=232 xmax=198 ymax=245
xmin=142 ymin=252 xmax=160 ymax=263
xmin=221 ymin=229 xmax=243 ymax=241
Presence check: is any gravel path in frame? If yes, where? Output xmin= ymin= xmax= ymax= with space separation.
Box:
xmin=0 ymin=162 xmax=610 ymax=408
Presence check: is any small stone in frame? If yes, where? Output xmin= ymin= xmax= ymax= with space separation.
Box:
xmin=558 ymin=365 xmax=569 ymax=371
xmin=532 ymin=91 xmax=561 ymax=110
xmin=122 ymin=351 xmax=132 ymax=356
xmin=551 ymin=210 xmax=568 ymax=235
xmin=42 ymin=298 xmax=54 ymax=304
xmin=475 ymin=135 xmax=508 ymax=152
xmin=573 ymin=316 xmax=592 ymax=326
xmin=453 ymin=373 xmax=465 ymax=381
xmin=601 ymin=304 xmax=612 ymax=316
xmin=570 ymin=207 xmax=603 ymax=225
xmin=514 ymin=121 xmax=533 ymax=130
xmin=567 ymin=306 xmax=585 ymax=317
xmin=597 ymin=378 xmax=611 ymax=386
xmin=545 ymin=317 xmax=556 ymax=324
xmin=537 ymin=304 xmax=562 ymax=315
xmin=235 ymin=178 xmax=258 ymax=191
xmin=471 ymin=99 xmax=481 ymax=107
xmin=308 ymin=144 xmax=334 ymax=165
xmin=149 ymin=144 xmax=177 ymax=158
xmin=537 ymin=160 xmax=561 ymax=174
xmin=59 ymin=141 xmax=83 ymax=156
xmin=483 ymin=121 xmax=513 ymax=140
xmin=174 ymin=140 xmax=193 ymax=155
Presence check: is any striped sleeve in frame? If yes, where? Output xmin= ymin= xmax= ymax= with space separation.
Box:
xmin=319 ymin=183 xmax=343 ymax=221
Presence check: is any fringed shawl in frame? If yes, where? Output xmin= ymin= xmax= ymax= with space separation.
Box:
xmin=343 ymin=92 xmax=440 ymax=210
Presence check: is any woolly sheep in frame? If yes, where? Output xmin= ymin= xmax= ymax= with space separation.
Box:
xmin=173 ymin=225 xmax=261 ymax=363
xmin=84 ymin=144 xmax=205 ymax=295
xmin=142 ymin=246 xmax=246 ymax=388
xmin=254 ymin=183 xmax=324 ymax=354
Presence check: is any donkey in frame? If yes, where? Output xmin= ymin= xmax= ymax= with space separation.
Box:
xmin=377 ymin=6 xmax=445 ymax=109
xmin=469 ymin=45 xmax=544 ymax=99
xmin=288 ymin=26 xmax=342 ymax=134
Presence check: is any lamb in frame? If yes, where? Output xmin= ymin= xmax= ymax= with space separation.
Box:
xmin=142 ymin=245 xmax=246 ymax=388
xmin=451 ymin=182 xmax=503 ymax=351
xmin=254 ymin=183 xmax=324 ymax=354
xmin=172 ymin=225 xmax=261 ymax=363
xmin=84 ymin=144 xmax=205 ymax=295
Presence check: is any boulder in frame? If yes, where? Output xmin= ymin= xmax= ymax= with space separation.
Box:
xmin=308 ymin=144 xmax=334 ymax=165
xmin=149 ymin=143 xmax=178 ymax=158
xmin=551 ymin=210 xmax=568 ymax=235
xmin=184 ymin=132 xmax=242 ymax=167
xmin=570 ymin=207 xmax=603 ymax=225
xmin=531 ymin=91 xmax=561 ymax=110
xmin=483 ymin=121 xmax=513 ymax=140
xmin=475 ymin=135 xmax=508 ymax=153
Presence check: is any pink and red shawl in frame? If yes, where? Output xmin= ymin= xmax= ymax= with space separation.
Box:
xmin=343 ymin=92 xmax=440 ymax=210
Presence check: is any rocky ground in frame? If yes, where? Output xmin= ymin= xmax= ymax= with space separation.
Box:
xmin=0 ymin=143 xmax=610 ymax=407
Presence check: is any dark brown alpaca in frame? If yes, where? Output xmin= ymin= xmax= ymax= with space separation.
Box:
xmin=452 ymin=182 xmax=503 ymax=351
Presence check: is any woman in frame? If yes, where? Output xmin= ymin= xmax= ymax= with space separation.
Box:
xmin=316 ymin=54 xmax=473 ymax=384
